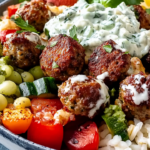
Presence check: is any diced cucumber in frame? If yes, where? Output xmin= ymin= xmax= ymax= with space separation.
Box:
xmin=19 ymin=77 xmax=58 ymax=98
xmin=33 ymin=78 xmax=49 ymax=95
xmin=19 ymin=82 xmax=37 ymax=97
xmin=46 ymin=77 xmax=58 ymax=94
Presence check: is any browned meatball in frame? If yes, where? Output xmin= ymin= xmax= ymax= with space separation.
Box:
xmin=3 ymin=32 xmax=43 ymax=69
xmin=58 ymin=75 xmax=110 ymax=118
xmin=40 ymin=34 xmax=85 ymax=82
xmin=88 ymin=40 xmax=131 ymax=84
xmin=118 ymin=72 xmax=150 ymax=122
xmin=133 ymin=5 xmax=150 ymax=30
xmin=16 ymin=0 xmax=50 ymax=32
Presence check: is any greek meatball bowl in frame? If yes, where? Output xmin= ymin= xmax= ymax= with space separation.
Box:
xmin=1 ymin=0 xmax=150 ymax=150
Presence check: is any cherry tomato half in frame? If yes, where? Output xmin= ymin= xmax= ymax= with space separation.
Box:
xmin=27 ymin=120 xmax=63 ymax=150
xmin=64 ymin=121 xmax=99 ymax=150
xmin=28 ymin=98 xmax=63 ymax=150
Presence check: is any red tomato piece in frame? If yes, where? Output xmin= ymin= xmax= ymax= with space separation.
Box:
xmin=64 ymin=121 xmax=99 ymax=150
xmin=28 ymin=98 xmax=64 ymax=149
xmin=8 ymin=4 xmax=19 ymax=18
xmin=47 ymin=0 xmax=77 ymax=6
xmin=27 ymin=120 xmax=63 ymax=150
xmin=31 ymin=98 xmax=63 ymax=114
xmin=0 ymin=30 xmax=17 ymax=43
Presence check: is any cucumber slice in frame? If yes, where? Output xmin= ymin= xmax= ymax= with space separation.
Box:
xmin=19 ymin=77 xmax=58 ymax=98
xmin=19 ymin=82 xmax=37 ymax=97
xmin=46 ymin=77 xmax=58 ymax=94
xmin=33 ymin=78 xmax=49 ymax=95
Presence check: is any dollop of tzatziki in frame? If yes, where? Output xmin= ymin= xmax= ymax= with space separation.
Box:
xmin=45 ymin=0 xmax=150 ymax=61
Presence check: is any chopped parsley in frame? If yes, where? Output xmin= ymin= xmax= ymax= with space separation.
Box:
xmin=50 ymin=41 xmax=58 ymax=47
xmin=124 ymin=51 xmax=129 ymax=54
xmin=52 ymin=61 xmax=59 ymax=69
xmin=44 ymin=28 xmax=50 ymax=39
xmin=35 ymin=45 xmax=46 ymax=50
xmin=11 ymin=15 xmax=39 ymax=34
xmin=16 ymin=30 xmax=27 ymax=34
xmin=19 ymin=0 xmax=30 ymax=3
xmin=69 ymin=25 xmax=79 ymax=42
xmin=103 ymin=45 xmax=113 ymax=53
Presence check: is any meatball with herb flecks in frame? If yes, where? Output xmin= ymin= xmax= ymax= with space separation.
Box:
xmin=117 ymin=72 xmax=150 ymax=122
xmin=3 ymin=32 xmax=45 ymax=69
xmin=88 ymin=40 xmax=131 ymax=85
xmin=15 ymin=0 xmax=50 ymax=32
xmin=40 ymin=34 xmax=85 ymax=82
xmin=58 ymin=75 xmax=110 ymax=118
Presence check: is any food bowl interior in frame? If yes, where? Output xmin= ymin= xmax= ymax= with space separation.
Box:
xmin=0 ymin=1 xmax=55 ymax=150
xmin=0 ymin=0 xmax=18 ymax=15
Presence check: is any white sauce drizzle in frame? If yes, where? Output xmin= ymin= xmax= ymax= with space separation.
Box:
xmin=97 ymin=72 xmax=109 ymax=81
xmin=64 ymin=75 xmax=89 ymax=93
xmin=70 ymin=75 xmax=89 ymax=84
xmin=88 ymin=78 xmax=110 ymax=118
xmin=24 ymin=32 xmax=47 ymax=46
xmin=122 ymin=74 xmax=149 ymax=105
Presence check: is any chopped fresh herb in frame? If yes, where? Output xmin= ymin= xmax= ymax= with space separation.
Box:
xmin=50 ymin=41 xmax=58 ymax=47
xmin=52 ymin=61 xmax=59 ymax=69
xmin=124 ymin=51 xmax=129 ymax=54
xmin=44 ymin=28 xmax=50 ymax=39
xmin=63 ymin=34 xmax=66 ymax=37
xmin=19 ymin=1 xmax=28 ymax=8
xmin=35 ymin=45 xmax=46 ymax=50
xmin=103 ymin=45 xmax=113 ymax=53
xmin=19 ymin=0 xmax=30 ymax=3
xmin=16 ymin=30 xmax=27 ymax=34
xmin=69 ymin=25 xmax=79 ymax=42
xmin=11 ymin=15 xmax=39 ymax=34
xmin=146 ymin=9 xmax=150 ymax=15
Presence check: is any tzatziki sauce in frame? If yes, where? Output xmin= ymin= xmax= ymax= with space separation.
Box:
xmin=45 ymin=0 xmax=150 ymax=61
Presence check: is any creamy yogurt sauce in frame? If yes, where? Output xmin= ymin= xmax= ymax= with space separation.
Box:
xmin=45 ymin=0 xmax=150 ymax=61
xmin=88 ymin=78 xmax=110 ymax=118
xmin=122 ymin=74 xmax=149 ymax=105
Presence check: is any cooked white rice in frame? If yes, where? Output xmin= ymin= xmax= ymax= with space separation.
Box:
xmin=98 ymin=118 xmax=150 ymax=150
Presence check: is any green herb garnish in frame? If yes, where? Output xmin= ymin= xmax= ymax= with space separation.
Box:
xmin=44 ymin=28 xmax=50 ymax=39
xmin=50 ymin=41 xmax=58 ymax=47
xmin=52 ymin=61 xmax=59 ymax=69
xmin=11 ymin=15 xmax=39 ymax=34
xmin=146 ymin=9 xmax=150 ymax=15
xmin=16 ymin=30 xmax=27 ymax=34
xmin=103 ymin=45 xmax=113 ymax=53
xmin=69 ymin=25 xmax=79 ymax=42
xmin=124 ymin=51 xmax=129 ymax=54
xmin=19 ymin=0 xmax=30 ymax=3
xmin=35 ymin=45 xmax=46 ymax=50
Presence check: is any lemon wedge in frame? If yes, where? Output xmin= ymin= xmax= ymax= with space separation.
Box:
xmin=145 ymin=0 xmax=150 ymax=7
